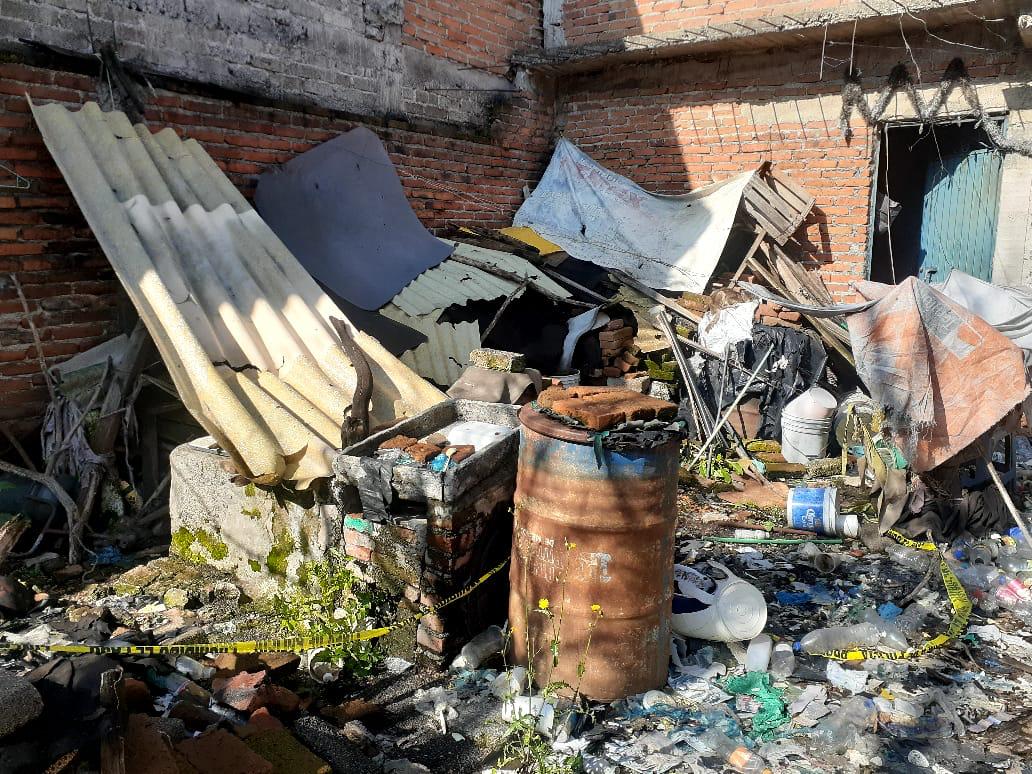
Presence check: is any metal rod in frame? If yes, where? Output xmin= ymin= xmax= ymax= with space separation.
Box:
xmin=984 ymin=451 xmax=1032 ymax=548
xmin=686 ymin=345 xmax=775 ymax=472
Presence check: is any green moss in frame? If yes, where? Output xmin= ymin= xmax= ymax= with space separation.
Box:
xmin=248 ymin=559 xmax=261 ymax=572
xmin=243 ymin=483 xmax=257 ymax=498
xmin=195 ymin=529 xmax=229 ymax=561
xmin=266 ymin=529 xmax=295 ymax=577
xmin=171 ymin=527 xmax=204 ymax=563
xmin=241 ymin=507 xmax=262 ymax=519
xmin=296 ymin=560 xmax=314 ymax=589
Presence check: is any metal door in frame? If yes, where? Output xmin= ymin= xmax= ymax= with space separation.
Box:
xmin=918 ymin=147 xmax=1003 ymax=283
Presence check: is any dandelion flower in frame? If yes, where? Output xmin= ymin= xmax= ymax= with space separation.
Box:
xmin=591 ymin=603 xmax=604 ymax=617
xmin=538 ymin=598 xmax=550 ymax=610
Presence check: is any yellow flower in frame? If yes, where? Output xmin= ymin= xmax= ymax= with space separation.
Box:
xmin=538 ymin=598 xmax=550 ymax=610
xmin=591 ymin=603 xmax=604 ymax=617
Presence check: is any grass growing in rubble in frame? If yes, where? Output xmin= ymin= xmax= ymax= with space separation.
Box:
xmin=272 ymin=550 xmax=381 ymax=676
xmin=494 ymin=539 xmax=601 ymax=774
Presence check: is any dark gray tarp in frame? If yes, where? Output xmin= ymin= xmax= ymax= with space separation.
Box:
xmin=255 ymin=127 xmax=453 ymax=311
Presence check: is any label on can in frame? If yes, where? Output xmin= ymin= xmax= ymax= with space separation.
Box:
xmin=788 ymin=487 xmax=829 ymax=533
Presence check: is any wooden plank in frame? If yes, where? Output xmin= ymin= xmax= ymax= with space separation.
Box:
xmin=731 ymin=228 xmax=767 ymax=284
xmin=743 ymin=183 xmax=793 ymax=239
xmin=610 ymin=270 xmax=701 ymax=324
xmin=768 ymin=171 xmax=816 ymax=213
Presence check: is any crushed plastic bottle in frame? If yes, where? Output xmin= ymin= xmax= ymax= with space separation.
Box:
xmin=885 ymin=544 xmax=931 ymax=572
xmin=861 ymin=608 xmax=908 ymax=650
xmin=696 ymin=728 xmax=771 ymax=774
xmin=450 ymin=625 xmax=504 ymax=671
xmin=174 ymin=655 xmax=215 ymax=681
xmin=808 ymin=696 xmax=877 ymax=753
xmin=745 ymin=634 xmax=772 ymax=673
xmin=892 ymin=599 xmax=933 ymax=639
xmin=799 ymin=623 xmax=880 ymax=655
xmin=769 ymin=641 xmax=795 ymax=679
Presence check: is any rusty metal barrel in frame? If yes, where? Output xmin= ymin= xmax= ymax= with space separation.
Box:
xmin=509 ymin=404 xmax=679 ymax=702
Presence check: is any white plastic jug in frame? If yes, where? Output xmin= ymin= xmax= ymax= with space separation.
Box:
xmin=671 ymin=561 xmax=767 ymax=642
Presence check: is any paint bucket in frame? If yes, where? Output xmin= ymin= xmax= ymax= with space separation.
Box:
xmin=780 ymin=413 xmax=833 ymax=463
xmin=786 ymin=486 xmax=858 ymax=538
xmin=785 ymin=387 xmax=838 ymax=421
xmin=547 ymin=369 xmax=580 ymax=388
xmin=671 ymin=561 xmax=767 ymax=642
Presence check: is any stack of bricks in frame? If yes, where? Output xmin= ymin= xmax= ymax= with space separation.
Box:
xmin=598 ymin=320 xmax=647 ymax=382
xmin=754 ymin=301 xmax=803 ymax=330
xmin=339 ymin=465 xmax=515 ymax=661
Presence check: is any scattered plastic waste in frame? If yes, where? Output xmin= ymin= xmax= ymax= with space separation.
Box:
xmin=671 ymin=561 xmax=767 ymax=642
xmin=693 ymin=727 xmax=771 ymax=773
xmin=723 ymin=672 xmax=789 ymax=739
xmin=502 ymin=695 xmax=556 ymax=736
xmin=799 ymin=622 xmax=880 ymax=655
xmin=745 ymin=634 xmax=772 ymax=673
xmin=413 ymin=686 xmax=459 ymax=734
xmin=786 ymin=486 xmax=858 ymax=537
xmin=175 ymin=655 xmax=215 ymax=681
xmin=807 ymin=697 xmax=876 ymax=753
xmin=769 ymin=641 xmax=795 ymax=679
xmin=826 ymin=660 xmax=869 ymax=694
xmin=490 ymin=666 xmax=527 ymax=699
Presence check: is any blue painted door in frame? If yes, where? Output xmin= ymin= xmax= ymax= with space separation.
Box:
xmin=918 ymin=147 xmax=1003 ymax=283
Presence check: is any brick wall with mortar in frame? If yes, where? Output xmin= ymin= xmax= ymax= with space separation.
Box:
xmin=0 ymin=57 xmax=553 ymax=432
xmin=561 ymin=0 xmax=844 ymax=46
xmin=554 ymin=22 xmax=1025 ymax=298
xmin=342 ymin=467 xmax=516 ymax=658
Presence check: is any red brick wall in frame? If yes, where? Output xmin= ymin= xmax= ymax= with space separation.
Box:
xmin=555 ymin=25 xmax=1017 ymax=298
xmin=404 ymin=0 xmax=542 ymax=69
xmin=563 ymin=0 xmax=844 ymax=45
xmin=0 ymin=59 xmax=552 ymax=433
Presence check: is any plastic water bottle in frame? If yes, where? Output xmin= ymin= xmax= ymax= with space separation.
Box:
xmin=861 ymin=609 xmax=908 ymax=650
xmin=450 ymin=625 xmax=504 ymax=670
xmin=951 ymin=562 xmax=1001 ymax=590
xmin=745 ymin=634 xmax=772 ymax=672
xmin=809 ymin=697 xmax=876 ymax=753
xmin=885 ymin=544 xmax=931 ymax=571
xmin=968 ymin=540 xmax=999 ymax=566
xmin=770 ymin=641 xmax=795 ymax=679
xmin=697 ymin=728 xmax=770 ymax=774
xmin=990 ymin=575 xmax=1032 ymax=616
xmin=893 ymin=599 xmax=933 ymax=638
xmin=800 ymin=623 xmax=880 ymax=655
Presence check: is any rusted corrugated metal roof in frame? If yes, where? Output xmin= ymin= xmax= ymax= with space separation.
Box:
xmin=30 ymin=100 xmax=444 ymax=487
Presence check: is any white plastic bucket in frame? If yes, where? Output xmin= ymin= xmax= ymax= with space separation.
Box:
xmin=671 ymin=561 xmax=767 ymax=642
xmin=785 ymin=387 xmax=838 ymax=420
xmin=786 ymin=486 xmax=859 ymax=537
xmin=781 ymin=412 xmax=833 ymax=463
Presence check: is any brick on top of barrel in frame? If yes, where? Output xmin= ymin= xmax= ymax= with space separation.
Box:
xmin=541 ymin=386 xmax=678 ymax=431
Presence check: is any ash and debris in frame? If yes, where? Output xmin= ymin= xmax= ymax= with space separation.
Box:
xmin=0 ymin=480 xmax=1028 ymax=773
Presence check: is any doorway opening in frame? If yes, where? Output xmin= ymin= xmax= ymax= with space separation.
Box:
xmin=870 ymin=117 xmax=1004 ymax=285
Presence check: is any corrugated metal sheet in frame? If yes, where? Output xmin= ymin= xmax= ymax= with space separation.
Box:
xmin=390 ymin=240 xmax=570 ymax=318
xmin=381 ymin=241 xmax=572 ymax=385
xmin=30 ymin=100 xmax=444 ymax=487
xmin=919 ymin=148 xmax=1003 ymax=283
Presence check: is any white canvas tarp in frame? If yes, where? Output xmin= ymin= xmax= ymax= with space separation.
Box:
xmin=936 ymin=270 xmax=1032 ymax=361
xmin=513 ymin=140 xmax=756 ymax=292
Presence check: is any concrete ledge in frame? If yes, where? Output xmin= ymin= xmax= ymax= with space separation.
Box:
xmin=169 ymin=439 xmax=342 ymax=598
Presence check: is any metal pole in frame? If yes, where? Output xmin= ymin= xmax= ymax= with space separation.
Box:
xmin=686 ymin=345 xmax=775 ymax=473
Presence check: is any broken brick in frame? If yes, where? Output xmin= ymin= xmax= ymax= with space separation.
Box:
xmin=377 ymin=435 xmax=417 ymax=452
xmin=212 ymin=669 xmax=267 ymax=713
xmin=405 ymin=442 xmax=443 ymax=466
xmin=778 ymin=310 xmax=802 ymax=322
xmin=536 ymin=385 xmax=568 ymax=409
xmin=175 ymin=728 xmax=273 ymax=774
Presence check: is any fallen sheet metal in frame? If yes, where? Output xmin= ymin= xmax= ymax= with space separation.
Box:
xmin=513 ymin=139 xmax=756 ymax=292
xmin=380 ymin=241 xmax=570 ymax=385
xmin=254 ymin=127 xmax=453 ymax=312
xmin=849 ymin=277 xmax=1030 ymax=472
xmin=31 ymin=100 xmax=444 ymax=487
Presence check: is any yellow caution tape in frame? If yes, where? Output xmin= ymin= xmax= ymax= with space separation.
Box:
xmin=0 ymin=557 xmax=509 ymax=657
xmin=816 ymin=530 xmax=971 ymax=661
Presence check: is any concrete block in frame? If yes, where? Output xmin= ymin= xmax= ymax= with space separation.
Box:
xmin=170 ymin=439 xmax=342 ymax=597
